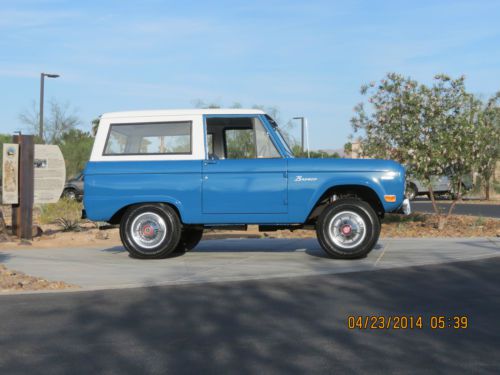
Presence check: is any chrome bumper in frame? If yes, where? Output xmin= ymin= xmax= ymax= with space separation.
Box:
xmin=397 ymin=198 xmax=411 ymax=215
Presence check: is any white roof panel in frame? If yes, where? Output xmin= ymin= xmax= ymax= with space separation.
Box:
xmin=101 ymin=108 xmax=265 ymax=119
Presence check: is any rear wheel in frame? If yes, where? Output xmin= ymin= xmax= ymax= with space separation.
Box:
xmin=175 ymin=227 xmax=203 ymax=253
xmin=316 ymin=199 xmax=380 ymax=259
xmin=120 ymin=204 xmax=181 ymax=259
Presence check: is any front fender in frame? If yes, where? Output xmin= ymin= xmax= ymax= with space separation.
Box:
xmin=308 ymin=175 xmax=386 ymax=210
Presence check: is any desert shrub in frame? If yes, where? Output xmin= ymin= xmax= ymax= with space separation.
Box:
xmin=39 ymin=198 xmax=82 ymax=231
xmin=473 ymin=216 xmax=486 ymax=227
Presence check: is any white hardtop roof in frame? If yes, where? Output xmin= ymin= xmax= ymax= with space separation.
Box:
xmin=101 ymin=108 xmax=265 ymax=119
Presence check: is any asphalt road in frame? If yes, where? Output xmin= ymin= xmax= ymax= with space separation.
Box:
xmin=1 ymin=257 xmax=499 ymax=374
xmin=412 ymin=201 xmax=500 ymax=218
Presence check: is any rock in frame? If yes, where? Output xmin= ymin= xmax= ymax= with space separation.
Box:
xmin=95 ymin=231 xmax=110 ymax=240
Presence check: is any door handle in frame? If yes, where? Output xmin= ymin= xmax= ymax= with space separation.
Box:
xmin=204 ymin=160 xmax=218 ymax=165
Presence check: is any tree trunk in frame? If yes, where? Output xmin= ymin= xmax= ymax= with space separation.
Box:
xmin=428 ymin=185 xmax=440 ymax=215
xmin=485 ymin=177 xmax=490 ymax=201
xmin=428 ymin=185 xmax=447 ymax=230
xmin=445 ymin=179 xmax=461 ymax=216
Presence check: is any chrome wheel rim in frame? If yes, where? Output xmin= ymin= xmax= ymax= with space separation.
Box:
xmin=328 ymin=211 xmax=367 ymax=249
xmin=65 ymin=190 xmax=76 ymax=200
xmin=130 ymin=212 xmax=167 ymax=250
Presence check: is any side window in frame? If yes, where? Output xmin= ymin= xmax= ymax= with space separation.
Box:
xmin=223 ymin=118 xmax=280 ymax=159
xmin=254 ymin=119 xmax=280 ymax=158
xmin=104 ymin=121 xmax=192 ymax=155
xmin=225 ymin=128 xmax=255 ymax=159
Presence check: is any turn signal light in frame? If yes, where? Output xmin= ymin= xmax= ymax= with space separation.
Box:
xmin=384 ymin=195 xmax=396 ymax=202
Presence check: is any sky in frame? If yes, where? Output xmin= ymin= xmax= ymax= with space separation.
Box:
xmin=1 ymin=0 xmax=500 ymax=150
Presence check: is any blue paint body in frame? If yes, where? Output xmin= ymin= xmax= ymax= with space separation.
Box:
xmin=84 ymin=114 xmax=406 ymax=225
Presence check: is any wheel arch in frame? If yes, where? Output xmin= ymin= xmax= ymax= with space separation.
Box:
xmin=306 ymin=184 xmax=384 ymax=223
xmin=108 ymin=201 xmax=183 ymax=225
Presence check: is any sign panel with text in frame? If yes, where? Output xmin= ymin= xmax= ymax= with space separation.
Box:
xmin=34 ymin=145 xmax=66 ymax=204
xmin=2 ymin=143 xmax=19 ymax=204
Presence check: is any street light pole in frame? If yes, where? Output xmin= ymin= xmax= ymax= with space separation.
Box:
xmin=39 ymin=72 xmax=60 ymax=143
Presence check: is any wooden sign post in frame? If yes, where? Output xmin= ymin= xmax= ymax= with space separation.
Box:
xmin=11 ymin=135 xmax=34 ymax=240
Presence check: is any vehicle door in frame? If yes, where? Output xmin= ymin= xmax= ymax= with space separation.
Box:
xmin=202 ymin=115 xmax=287 ymax=214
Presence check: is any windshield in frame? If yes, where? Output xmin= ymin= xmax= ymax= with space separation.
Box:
xmin=265 ymin=115 xmax=294 ymax=157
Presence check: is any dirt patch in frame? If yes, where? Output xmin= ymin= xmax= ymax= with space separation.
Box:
xmin=0 ymin=222 xmax=122 ymax=250
xmin=0 ymin=264 xmax=76 ymax=293
xmin=381 ymin=213 xmax=500 ymax=237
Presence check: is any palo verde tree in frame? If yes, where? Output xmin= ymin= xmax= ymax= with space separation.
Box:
xmin=473 ymin=92 xmax=500 ymax=200
xmin=351 ymin=73 xmax=479 ymax=227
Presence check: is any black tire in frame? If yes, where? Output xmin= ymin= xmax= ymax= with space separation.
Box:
xmin=405 ymin=183 xmax=417 ymax=200
xmin=316 ymin=199 xmax=380 ymax=259
xmin=120 ymin=204 xmax=181 ymax=259
xmin=63 ymin=188 xmax=77 ymax=200
xmin=174 ymin=227 xmax=203 ymax=253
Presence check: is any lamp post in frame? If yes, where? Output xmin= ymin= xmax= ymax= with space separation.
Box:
xmin=39 ymin=72 xmax=60 ymax=142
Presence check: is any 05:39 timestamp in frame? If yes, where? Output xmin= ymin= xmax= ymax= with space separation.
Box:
xmin=430 ymin=316 xmax=468 ymax=329
xmin=347 ymin=315 xmax=468 ymax=330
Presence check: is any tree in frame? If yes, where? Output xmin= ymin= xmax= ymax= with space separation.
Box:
xmin=351 ymin=73 xmax=479 ymax=227
xmin=291 ymin=145 xmax=340 ymax=158
xmin=56 ymin=129 xmax=94 ymax=178
xmin=91 ymin=117 xmax=100 ymax=136
xmin=344 ymin=142 xmax=352 ymax=156
xmin=19 ymin=100 xmax=80 ymax=144
xmin=474 ymin=92 xmax=500 ymax=199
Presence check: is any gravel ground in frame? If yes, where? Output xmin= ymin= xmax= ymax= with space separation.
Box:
xmin=0 ymin=264 xmax=75 ymax=292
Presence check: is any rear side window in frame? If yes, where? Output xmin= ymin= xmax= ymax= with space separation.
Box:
xmin=104 ymin=121 xmax=192 ymax=155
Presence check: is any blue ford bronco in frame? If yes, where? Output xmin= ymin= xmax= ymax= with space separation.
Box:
xmin=84 ymin=109 xmax=410 ymax=259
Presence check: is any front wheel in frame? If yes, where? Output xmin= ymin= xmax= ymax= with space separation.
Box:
xmin=120 ymin=204 xmax=182 ymax=259
xmin=316 ymin=199 xmax=380 ymax=259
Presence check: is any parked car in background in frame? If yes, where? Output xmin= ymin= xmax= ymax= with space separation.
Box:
xmin=405 ymin=175 xmax=473 ymax=200
xmin=62 ymin=173 xmax=84 ymax=201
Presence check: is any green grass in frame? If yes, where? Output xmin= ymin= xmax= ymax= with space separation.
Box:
xmin=39 ymin=198 xmax=83 ymax=231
